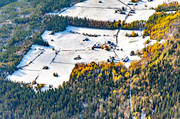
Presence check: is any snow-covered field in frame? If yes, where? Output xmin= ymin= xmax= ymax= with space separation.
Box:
xmin=42 ymin=27 xmax=118 ymax=50
xmin=59 ymin=0 xmax=128 ymax=22
xmin=74 ymin=0 xmax=127 ymax=8
xmin=8 ymin=26 xmax=150 ymax=89
xmin=60 ymin=6 xmax=128 ymax=21
xmin=66 ymin=0 xmax=179 ymax=9
xmin=125 ymin=10 xmax=155 ymax=23
xmin=58 ymin=0 xmax=179 ymax=22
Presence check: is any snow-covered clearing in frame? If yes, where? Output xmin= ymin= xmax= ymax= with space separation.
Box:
xmin=58 ymin=0 xmax=129 ymax=21
xmin=60 ymin=6 xmax=128 ymax=21
xmin=125 ymin=10 xmax=155 ymax=23
xmin=74 ymin=0 xmax=127 ymax=8
xmin=116 ymin=29 xmax=149 ymax=67
xmin=42 ymin=27 xmax=118 ymax=50
xmin=57 ymin=0 xmax=179 ymax=22
xmin=65 ymin=0 xmax=179 ymax=9
xmin=8 ymin=26 xmax=151 ymax=89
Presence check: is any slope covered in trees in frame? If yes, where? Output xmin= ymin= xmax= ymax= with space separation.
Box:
xmin=131 ymin=37 xmax=179 ymax=118
xmin=0 ymin=0 xmax=17 ymax=8
xmin=156 ymin=1 xmax=180 ymax=12
xmin=130 ymin=11 xmax=180 ymax=118
xmin=0 ymin=62 xmax=131 ymax=119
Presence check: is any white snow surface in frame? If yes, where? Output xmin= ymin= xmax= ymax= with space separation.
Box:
xmin=125 ymin=10 xmax=155 ymax=23
xmin=58 ymin=0 xmax=129 ymax=21
xmin=57 ymin=0 xmax=179 ymax=22
xmin=74 ymin=0 xmax=127 ymax=8
xmin=60 ymin=6 xmax=127 ymax=21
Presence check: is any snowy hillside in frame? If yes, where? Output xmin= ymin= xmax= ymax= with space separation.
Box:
xmin=59 ymin=0 xmax=179 ymax=21
xmin=7 ymin=26 xmax=151 ymax=90
xmin=7 ymin=0 xmax=177 ymax=90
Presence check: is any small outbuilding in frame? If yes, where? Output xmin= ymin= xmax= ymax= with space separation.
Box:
xmin=53 ymin=72 xmax=59 ymax=77
xmin=122 ymin=56 xmax=129 ymax=62
xmin=83 ymin=38 xmax=90 ymax=41
xmin=74 ymin=55 xmax=81 ymax=60
xmin=42 ymin=66 xmax=49 ymax=70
